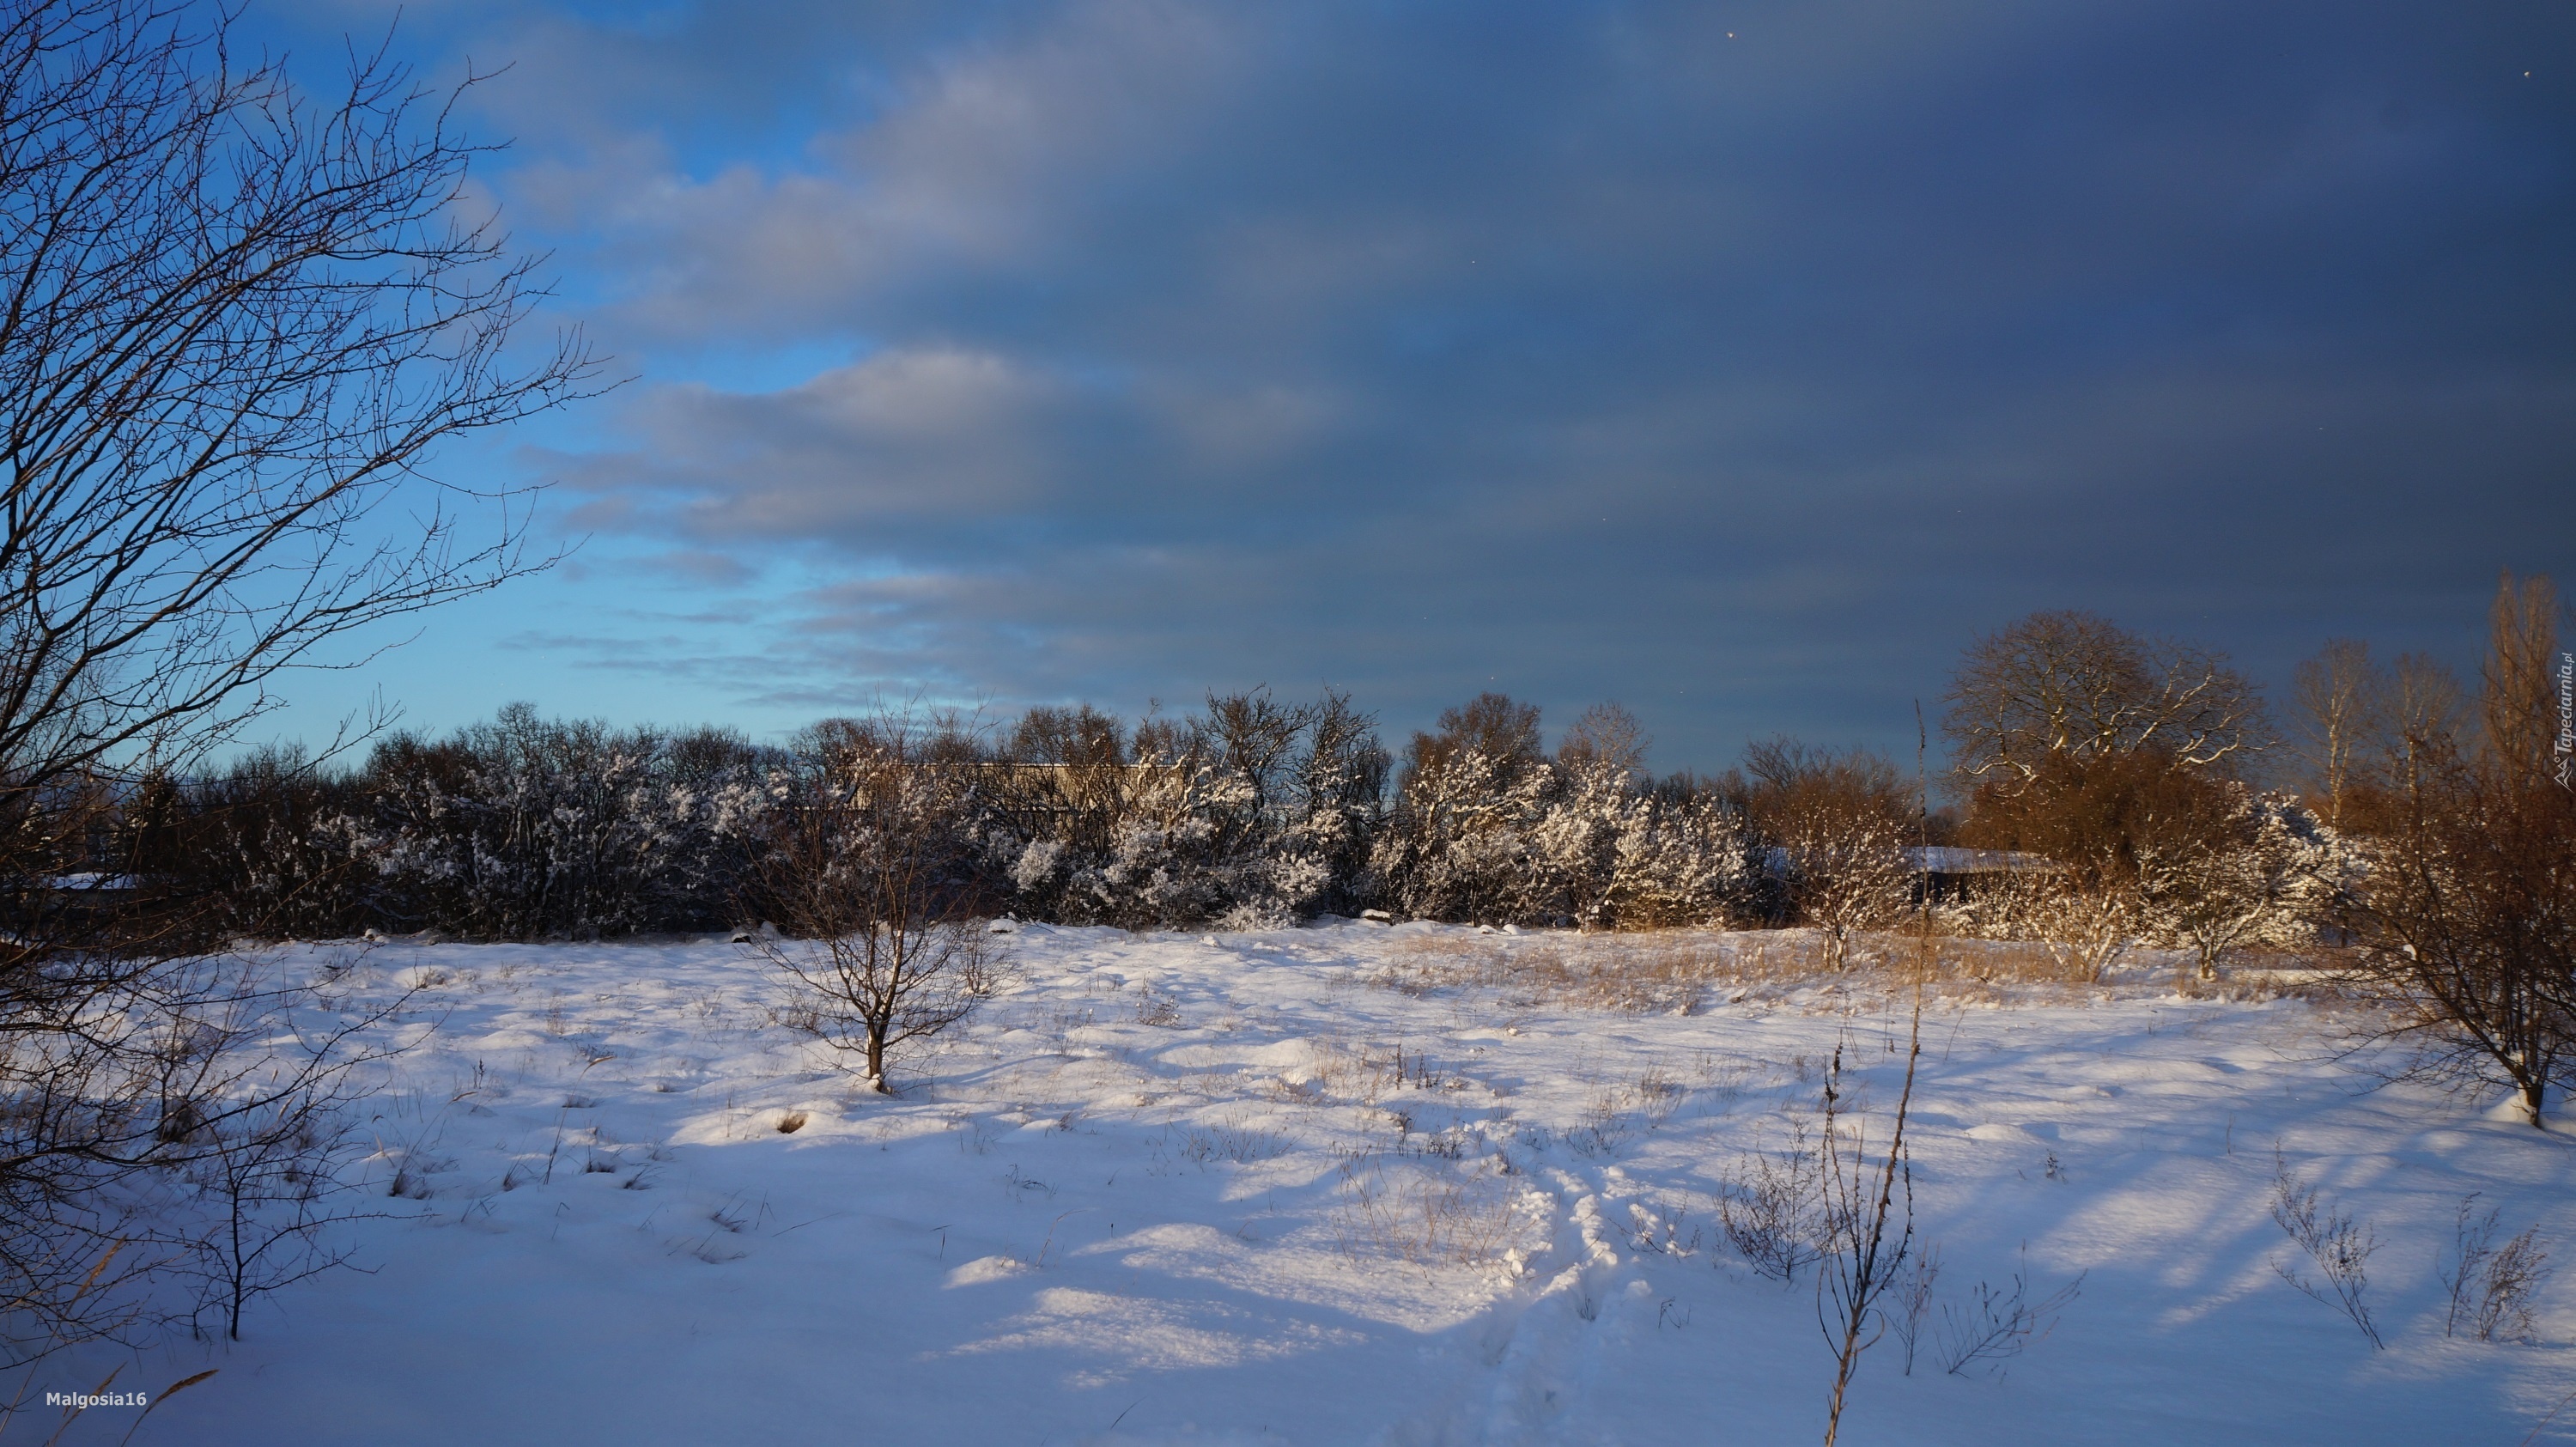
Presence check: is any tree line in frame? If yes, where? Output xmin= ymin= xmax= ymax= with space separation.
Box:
xmin=73 ymin=574 xmax=2556 ymax=974
xmin=111 ymin=690 xmax=1755 ymax=940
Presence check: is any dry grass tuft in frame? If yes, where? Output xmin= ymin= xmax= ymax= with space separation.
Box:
xmin=1328 ymin=1154 xmax=1528 ymax=1273
xmin=1379 ymin=930 xmax=1747 ymax=1014
xmin=1278 ymin=1037 xmax=1457 ymax=1106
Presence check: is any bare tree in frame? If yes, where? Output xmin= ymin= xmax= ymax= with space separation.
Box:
xmin=2329 ymin=581 xmax=2576 ymax=1125
xmin=0 ymin=1 xmax=600 ymax=798
xmin=1401 ymin=692 xmax=1544 ymax=788
xmin=1556 ymin=702 xmax=1650 ymax=782
xmin=2286 ymin=644 xmax=2476 ymax=839
xmin=2482 ymin=571 xmax=2562 ymax=787
xmin=2335 ymin=737 xmax=2576 ymax=1124
xmin=0 ymin=951 xmax=408 ymax=1359
xmin=1943 ymin=611 xmax=2271 ymax=786
xmin=743 ymin=720 xmax=1005 ymax=1091
xmin=0 ymin=0 xmax=594 ymax=1352
xmin=179 ymin=1013 xmax=387 ymax=1342
xmin=2292 ymin=640 xmax=2377 ymax=830
xmin=1781 ymin=810 xmax=1913 ymax=973
xmin=1282 ymin=688 xmax=1387 ymax=916
xmin=1953 ymin=747 xmax=2278 ymax=982
xmin=1200 ymin=687 xmax=1314 ymax=825
xmin=1375 ymin=694 xmax=1550 ymax=925
xmin=1978 ymin=868 xmax=2137 ymax=984
xmin=2370 ymin=652 xmax=2469 ymax=808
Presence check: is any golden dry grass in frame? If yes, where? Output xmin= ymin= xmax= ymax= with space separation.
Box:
xmin=1373 ymin=925 xmax=2334 ymax=1013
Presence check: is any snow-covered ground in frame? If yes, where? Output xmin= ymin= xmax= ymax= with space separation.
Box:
xmin=52 ymin=924 xmax=2576 ymax=1444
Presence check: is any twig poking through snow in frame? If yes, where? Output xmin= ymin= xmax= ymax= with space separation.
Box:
xmin=1935 ymin=1244 xmax=2083 ymax=1380
xmin=2268 ymin=1149 xmax=2382 ymax=1349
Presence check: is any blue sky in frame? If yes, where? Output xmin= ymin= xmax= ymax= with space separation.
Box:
xmin=246 ymin=0 xmax=2574 ymax=773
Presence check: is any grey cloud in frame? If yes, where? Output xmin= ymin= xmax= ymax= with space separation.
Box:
xmin=322 ymin=0 xmax=2576 ymax=767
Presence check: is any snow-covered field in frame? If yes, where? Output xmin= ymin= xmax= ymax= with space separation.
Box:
xmin=65 ymin=924 xmax=2576 ymax=1444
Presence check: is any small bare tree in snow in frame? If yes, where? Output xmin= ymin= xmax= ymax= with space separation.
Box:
xmin=743 ymin=720 xmax=1005 ymax=1091
xmin=2333 ymin=732 xmax=2575 ymax=1125
xmin=1780 ymin=812 xmax=1914 ymax=973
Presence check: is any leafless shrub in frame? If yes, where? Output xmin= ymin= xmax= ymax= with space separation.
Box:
xmin=0 ymin=953 xmax=411 ymax=1355
xmin=1736 ymin=739 xmax=1917 ymax=976
xmin=1971 ymin=874 xmax=2137 ymax=984
xmin=1935 ymin=1245 xmax=2084 ymax=1379
xmin=1566 ymin=1092 xmax=1632 ymax=1158
xmin=1131 ymin=988 xmax=1184 ymax=1028
xmin=1718 ymin=1118 xmax=1825 ymax=1281
xmin=2444 ymin=1195 xmax=2552 ymax=1344
xmin=1172 ymin=1116 xmax=1291 ymax=1166
xmin=1634 ymin=1066 xmax=1686 ymax=1128
xmin=2268 ymin=1151 xmax=2383 ymax=1348
xmin=1893 ymin=1244 xmax=1941 ymax=1375
xmin=179 ymin=1058 xmax=384 ymax=1342
xmin=1814 ymin=992 xmax=1924 ymax=1446
xmin=1624 ymin=1197 xmax=1703 ymax=1257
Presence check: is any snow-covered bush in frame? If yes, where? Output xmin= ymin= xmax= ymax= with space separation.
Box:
xmin=973 ymin=690 xmax=1391 ymax=930
xmin=329 ymin=706 xmax=773 ymax=939
xmin=1372 ymin=706 xmax=1756 ymax=931
xmin=2137 ymin=787 xmax=2352 ymax=979
xmin=1526 ymin=763 xmax=1757 ymax=930
xmin=1370 ymin=746 xmax=1556 ymax=925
